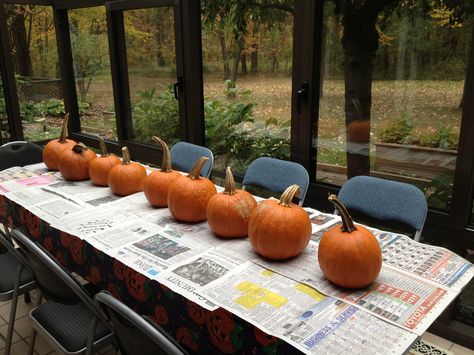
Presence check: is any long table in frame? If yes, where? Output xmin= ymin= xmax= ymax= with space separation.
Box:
xmin=1 ymin=164 xmax=473 ymax=354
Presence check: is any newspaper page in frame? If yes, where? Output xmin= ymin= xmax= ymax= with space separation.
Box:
xmin=253 ymin=242 xmax=458 ymax=335
xmin=374 ymin=230 xmax=474 ymax=291
xmin=201 ymin=262 xmax=418 ymax=355
xmin=23 ymin=162 xmax=50 ymax=175
xmin=0 ymin=174 xmax=56 ymax=194
xmin=110 ymin=228 xmax=212 ymax=278
xmin=157 ymin=250 xmax=242 ymax=311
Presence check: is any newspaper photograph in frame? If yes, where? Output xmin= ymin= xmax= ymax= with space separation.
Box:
xmin=254 ymin=243 xmax=459 ymax=335
xmin=111 ymin=230 xmax=211 ymax=278
xmin=201 ymin=262 xmax=418 ymax=354
xmin=374 ymin=231 xmax=474 ymax=290
xmin=0 ymin=174 xmax=56 ymax=194
xmin=157 ymin=250 xmax=241 ymax=310
xmin=0 ymin=166 xmax=38 ymax=182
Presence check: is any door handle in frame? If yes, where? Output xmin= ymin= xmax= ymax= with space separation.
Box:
xmin=297 ymin=82 xmax=309 ymax=113
xmin=173 ymin=78 xmax=183 ymax=100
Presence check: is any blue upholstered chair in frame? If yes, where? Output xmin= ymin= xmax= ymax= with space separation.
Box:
xmin=169 ymin=142 xmax=213 ymax=178
xmin=337 ymin=176 xmax=428 ymax=241
xmin=0 ymin=141 xmax=43 ymax=171
xmin=90 ymin=291 xmax=186 ymax=355
xmin=242 ymin=157 xmax=309 ymax=205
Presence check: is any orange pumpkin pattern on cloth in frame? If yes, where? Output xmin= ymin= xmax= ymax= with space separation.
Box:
xmin=43 ymin=237 xmax=53 ymax=252
xmin=114 ymin=259 xmax=127 ymax=280
xmin=187 ymin=300 xmax=210 ymax=325
xmin=55 ymin=251 xmax=67 ymax=267
xmin=152 ymin=305 xmax=169 ymax=325
xmin=69 ymin=237 xmax=85 ymax=265
xmin=124 ymin=268 xmax=150 ymax=302
xmin=207 ymin=308 xmax=238 ymax=353
xmin=59 ymin=231 xmax=72 ymax=248
xmin=0 ymin=195 xmax=7 ymax=219
xmin=176 ymin=327 xmax=199 ymax=352
xmin=107 ymin=283 xmax=121 ymax=301
xmin=254 ymin=326 xmax=278 ymax=347
xmin=26 ymin=211 xmax=41 ymax=239
xmin=86 ymin=265 xmax=102 ymax=284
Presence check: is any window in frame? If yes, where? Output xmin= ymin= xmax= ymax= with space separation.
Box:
xmin=315 ymin=1 xmax=472 ymax=212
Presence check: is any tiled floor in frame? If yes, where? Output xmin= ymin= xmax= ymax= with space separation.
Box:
xmin=0 ymin=292 xmax=472 ymax=354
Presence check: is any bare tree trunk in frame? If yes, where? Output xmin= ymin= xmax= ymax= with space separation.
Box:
xmin=241 ymin=53 xmax=248 ymax=74
xmin=11 ymin=11 xmax=34 ymax=76
xmin=219 ymin=33 xmax=230 ymax=80
xmin=230 ymin=37 xmax=244 ymax=83
xmin=251 ymin=43 xmax=258 ymax=73
xmin=342 ymin=8 xmax=379 ymax=179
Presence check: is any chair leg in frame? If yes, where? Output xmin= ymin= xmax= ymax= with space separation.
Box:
xmin=4 ymin=265 xmax=23 ymax=355
xmin=24 ymin=291 xmax=31 ymax=304
xmin=27 ymin=292 xmax=42 ymax=355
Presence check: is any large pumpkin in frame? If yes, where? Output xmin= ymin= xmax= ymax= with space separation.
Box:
xmin=58 ymin=143 xmax=97 ymax=181
xmin=248 ymin=185 xmax=311 ymax=260
xmin=43 ymin=113 xmax=77 ymax=170
xmin=89 ymin=138 xmax=121 ymax=186
xmin=206 ymin=166 xmax=257 ymax=238
xmin=167 ymin=157 xmax=217 ymax=222
xmin=318 ymin=194 xmax=382 ymax=288
xmin=144 ymin=136 xmax=181 ymax=207
xmin=108 ymin=147 xmax=147 ymax=196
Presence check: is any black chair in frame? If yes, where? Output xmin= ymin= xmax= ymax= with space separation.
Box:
xmin=90 ymin=291 xmax=186 ymax=355
xmin=0 ymin=230 xmax=36 ymax=355
xmin=10 ymin=229 xmax=114 ymax=355
xmin=0 ymin=141 xmax=44 ymax=171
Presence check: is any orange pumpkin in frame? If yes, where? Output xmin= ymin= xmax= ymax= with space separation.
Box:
xmin=89 ymin=138 xmax=121 ymax=186
xmin=43 ymin=113 xmax=77 ymax=170
xmin=108 ymin=147 xmax=147 ymax=196
xmin=144 ymin=136 xmax=181 ymax=207
xmin=167 ymin=157 xmax=217 ymax=222
xmin=58 ymin=142 xmax=97 ymax=181
xmin=248 ymin=185 xmax=311 ymax=260
xmin=206 ymin=166 xmax=257 ymax=238
xmin=318 ymin=194 xmax=382 ymax=288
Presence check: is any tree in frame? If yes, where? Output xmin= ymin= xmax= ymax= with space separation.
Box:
xmin=6 ymin=5 xmax=34 ymax=77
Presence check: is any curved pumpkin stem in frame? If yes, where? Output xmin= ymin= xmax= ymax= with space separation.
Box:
xmin=188 ymin=157 xmax=209 ymax=180
xmin=328 ymin=194 xmax=357 ymax=233
xmin=121 ymin=147 xmax=131 ymax=165
xmin=58 ymin=113 xmax=69 ymax=143
xmin=152 ymin=136 xmax=171 ymax=173
xmin=99 ymin=137 xmax=109 ymax=157
xmin=72 ymin=142 xmax=88 ymax=154
xmin=223 ymin=166 xmax=236 ymax=195
xmin=278 ymin=184 xmax=300 ymax=207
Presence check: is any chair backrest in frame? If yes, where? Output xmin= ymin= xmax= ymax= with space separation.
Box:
xmin=169 ymin=142 xmax=213 ymax=178
xmin=10 ymin=229 xmax=107 ymax=322
xmin=242 ymin=157 xmax=309 ymax=205
xmin=94 ymin=291 xmax=185 ymax=355
xmin=0 ymin=141 xmax=43 ymax=170
xmin=337 ymin=176 xmax=427 ymax=241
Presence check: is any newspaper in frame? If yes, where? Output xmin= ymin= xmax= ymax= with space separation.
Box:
xmin=201 ymin=262 xmax=418 ymax=354
xmin=0 ymin=174 xmax=56 ymax=194
xmin=374 ymin=230 xmax=474 ymax=290
xmin=157 ymin=250 xmax=242 ymax=311
xmin=110 ymin=227 xmax=212 ymax=278
xmin=253 ymin=242 xmax=459 ymax=335
xmin=23 ymin=162 xmax=50 ymax=175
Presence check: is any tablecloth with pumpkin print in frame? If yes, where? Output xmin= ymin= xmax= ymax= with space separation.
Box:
xmin=0 ymin=194 xmax=299 ymax=354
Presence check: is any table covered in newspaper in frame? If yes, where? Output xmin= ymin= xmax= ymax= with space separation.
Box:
xmin=1 ymin=163 xmax=472 ymax=354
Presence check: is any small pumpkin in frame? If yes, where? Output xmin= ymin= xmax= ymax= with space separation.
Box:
xmin=108 ymin=147 xmax=147 ymax=196
xmin=58 ymin=143 xmax=97 ymax=181
xmin=43 ymin=113 xmax=77 ymax=170
xmin=206 ymin=166 xmax=257 ymax=238
xmin=89 ymin=138 xmax=121 ymax=186
xmin=248 ymin=185 xmax=311 ymax=260
xmin=167 ymin=157 xmax=217 ymax=222
xmin=144 ymin=136 xmax=181 ymax=207
xmin=318 ymin=194 xmax=382 ymax=288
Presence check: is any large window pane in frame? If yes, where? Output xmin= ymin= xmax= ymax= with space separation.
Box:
xmin=202 ymin=2 xmax=294 ymax=174
xmin=316 ymin=2 xmax=472 ymax=211
xmin=6 ymin=5 xmax=63 ymax=142
xmin=123 ymin=7 xmax=179 ymax=144
xmin=69 ymin=7 xmax=116 ymax=139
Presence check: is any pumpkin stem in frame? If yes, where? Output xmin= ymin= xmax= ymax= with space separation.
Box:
xmin=72 ymin=142 xmax=88 ymax=154
xmin=278 ymin=184 xmax=300 ymax=207
xmin=98 ymin=138 xmax=109 ymax=157
xmin=328 ymin=194 xmax=357 ymax=233
xmin=188 ymin=157 xmax=209 ymax=180
xmin=58 ymin=113 xmax=69 ymax=143
xmin=223 ymin=166 xmax=236 ymax=195
xmin=152 ymin=136 xmax=171 ymax=173
xmin=121 ymin=147 xmax=131 ymax=165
